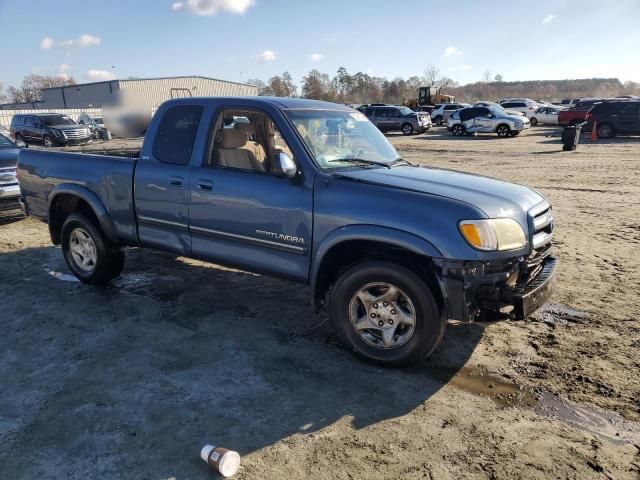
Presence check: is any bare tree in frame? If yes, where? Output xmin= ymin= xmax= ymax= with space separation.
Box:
xmin=481 ymin=70 xmax=492 ymax=83
xmin=6 ymin=74 xmax=76 ymax=103
xmin=424 ymin=65 xmax=441 ymax=87
xmin=0 ymin=81 xmax=6 ymax=103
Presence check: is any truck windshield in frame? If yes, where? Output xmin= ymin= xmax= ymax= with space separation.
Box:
xmin=41 ymin=115 xmax=76 ymax=126
xmin=284 ymin=109 xmax=400 ymax=169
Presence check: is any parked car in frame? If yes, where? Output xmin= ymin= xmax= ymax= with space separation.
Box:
xmin=498 ymin=100 xmax=540 ymax=116
xmin=430 ymin=103 xmax=470 ymax=125
xmin=558 ymin=98 xmax=606 ymax=127
xmin=586 ymin=100 xmax=640 ymax=138
xmin=78 ymin=112 xmax=108 ymax=139
xmin=364 ymin=105 xmax=431 ymax=134
xmin=448 ymin=106 xmax=530 ymax=137
xmin=558 ymin=98 xmax=582 ymax=108
xmin=0 ymin=132 xmax=25 ymax=218
xmin=17 ymin=97 xmax=555 ymax=366
xmin=473 ymin=101 xmax=525 ymax=117
xmin=528 ymin=106 xmax=566 ymax=126
xmin=10 ymin=113 xmax=92 ymax=148
xmin=498 ymin=98 xmax=536 ymax=105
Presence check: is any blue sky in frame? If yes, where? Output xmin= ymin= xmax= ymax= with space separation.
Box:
xmin=1 ymin=0 xmax=639 ymax=89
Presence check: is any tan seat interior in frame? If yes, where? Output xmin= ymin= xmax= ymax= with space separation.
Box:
xmin=217 ymin=127 xmax=266 ymax=172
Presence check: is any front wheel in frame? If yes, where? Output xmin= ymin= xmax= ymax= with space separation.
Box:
xmin=401 ymin=123 xmax=414 ymax=135
xmin=597 ymin=123 xmax=615 ymax=138
xmin=496 ymin=124 xmax=510 ymax=137
xmin=452 ymin=124 xmax=465 ymax=136
xmin=329 ymin=261 xmax=445 ymax=366
xmin=43 ymin=135 xmax=54 ymax=148
xmin=61 ymin=213 xmax=124 ymax=285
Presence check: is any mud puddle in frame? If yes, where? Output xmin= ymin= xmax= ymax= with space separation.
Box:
xmin=428 ymin=366 xmax=537 ymax=408
xmin=536 ymin=392 xmax=640 ymax=445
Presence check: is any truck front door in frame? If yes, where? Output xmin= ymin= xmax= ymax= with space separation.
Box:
xmin=134 ymin=104 xmax=204 ymax=255
xmin=188 ymin=107 xmax=313 ymax=282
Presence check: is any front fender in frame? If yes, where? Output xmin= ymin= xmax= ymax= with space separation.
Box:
xmin=309 ymin=224 xmax=443 ymax=293
xmin=49 ymin=183 xmax=118 ymax=244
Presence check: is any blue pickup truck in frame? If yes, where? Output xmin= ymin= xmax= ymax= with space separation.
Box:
xmin=17 ymin=97 xmax=556 ymax=366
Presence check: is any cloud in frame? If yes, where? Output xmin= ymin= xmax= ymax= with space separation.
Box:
xmin=443 ymin=46 xmax=463 ymax=57
xmin=309 ymin=53 xmax=324 ymax=62
xmin=85 ymin=69 xmax=116 ymax=81
xmin=542 ymin=14 xmax=556 ymax=24
xmin=40 ymin=37 xmax=55 ymax=50
xmin=56 ymin=64 xmax=71 ymax=80
xmin=172 ymin=0 xmax=255 ymax=16
xmin=448 ymin=64 xmax=474 ymax=72
xmin=256 ymin=50 xmax=277 ymax=62
xmin=40 ymin=34 xmax=101 ymax=50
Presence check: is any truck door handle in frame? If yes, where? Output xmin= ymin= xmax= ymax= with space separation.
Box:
xmin=169 ymin=176 xmax=183 ymax=187
xmin=197 ymin=179 xmax=214 ymax=191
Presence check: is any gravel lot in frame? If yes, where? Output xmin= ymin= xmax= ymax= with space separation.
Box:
xmin=1 ymin=126 xmax=639 ymax=479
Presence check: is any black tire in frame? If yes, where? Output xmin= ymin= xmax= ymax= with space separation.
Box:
xmin=529 ymin=117 xmax=538 ymax=126
xmin=496 ymin=124 xmax=510 ymax=137
xmin=61 ymin=213 xmax=124 ymax=285
xmin=452 ymin=124 xmax=465 ymax=136
xmin=43 ymin=135 xmax=54 ymax=148
xmin=596 ymin=123 xmax=615 ymax=138
xmin=401 ymin=123 xmax=414 ymax=135
xmin=434 ymin=115 xmax=443 ymax=126
xmin=329 ymin=261 xmax=445 ymax=367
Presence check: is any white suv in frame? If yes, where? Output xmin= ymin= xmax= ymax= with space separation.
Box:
xmin=498 ymin=99 xmax=540 ymax=116
xmin=448 ymin=106 xmax=530 ymax=137
xmin=430 ymin=103 xmax=470 ymax=126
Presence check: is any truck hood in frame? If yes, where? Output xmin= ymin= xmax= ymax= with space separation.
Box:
xmin=337 ymin=166 xmax=544 ymax=218
xmin=0 ymin=148 xmax=19 ymax=169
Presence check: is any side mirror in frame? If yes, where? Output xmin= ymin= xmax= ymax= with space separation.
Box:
xmin=15 ymin=139 xmax=27 ymax=148
xmin=276 ymin=151 xmax=297 ymax=179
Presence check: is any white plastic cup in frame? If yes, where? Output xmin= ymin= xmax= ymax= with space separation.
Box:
xmin=200 ymin=444 xmax=241 ymax=478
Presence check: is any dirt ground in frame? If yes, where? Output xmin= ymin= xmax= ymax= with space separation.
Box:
xmin=1 ymin=126 xmax=639 ymax=479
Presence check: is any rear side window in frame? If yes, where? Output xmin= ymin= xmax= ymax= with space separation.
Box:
xmin=375 ymin=108 xmax=389 ymax=117
xmin=152 ymin=105 xmax=203 ymax=165
xmin=23 ymin=116 xmax=34 ymax=127
xmin=11 ymin=116 xmax=23 ymax=127
xmin=619 ymin=102 xmax=640 ymax=115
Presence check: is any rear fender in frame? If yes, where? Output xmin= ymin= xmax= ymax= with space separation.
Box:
xmin=48 ymin=184 xmax=118 ymax=244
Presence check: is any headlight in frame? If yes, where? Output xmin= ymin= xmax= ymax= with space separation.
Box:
xmin=459 ymin=218 xmax=527 ymax=251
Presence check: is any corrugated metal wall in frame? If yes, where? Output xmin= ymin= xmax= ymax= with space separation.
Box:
xmin=41 ymin=81 xmax=118 ymax=108
xmin=0 ymin=108 xmax=102 ymax=130
xmin=119 ymin=77 xmax=257 ymax=110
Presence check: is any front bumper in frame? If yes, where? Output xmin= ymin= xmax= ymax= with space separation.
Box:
xmin=433 ymin=250 xmax=556 ymax=322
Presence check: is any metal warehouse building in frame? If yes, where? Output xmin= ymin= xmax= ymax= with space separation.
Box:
xmin=1 ymin=76 xmax=258 ymax=111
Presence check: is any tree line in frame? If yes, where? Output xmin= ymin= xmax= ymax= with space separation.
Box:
xmin=0 ymin=75 xmax=77 ymax=104
xmin=248 ymin=66 xmax=640 ymax=104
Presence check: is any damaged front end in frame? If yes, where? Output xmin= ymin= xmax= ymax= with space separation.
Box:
xmin=434 ymin=203 xmax=557 ymax=322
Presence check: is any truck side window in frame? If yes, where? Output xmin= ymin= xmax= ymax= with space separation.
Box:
xmin=24 ymin=116 xmax=34 ymax=127
xmin=152 ymin=105 xmax=203 ymax=165
xmin=206 ymin=108 xmax=294 ymax=174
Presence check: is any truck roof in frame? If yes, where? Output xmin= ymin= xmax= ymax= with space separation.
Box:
xmin=162 ymin=96 xmax=353 ymax=111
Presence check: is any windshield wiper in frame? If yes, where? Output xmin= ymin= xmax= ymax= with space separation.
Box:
xmin=326 ymin=157 xmax=392 ymax=169
xmin=389 ymin=157 xmax=414 ymax=167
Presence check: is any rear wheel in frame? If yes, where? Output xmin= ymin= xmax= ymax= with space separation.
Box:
xmin=596 ymin=123 xmax=615 ymax=138
xmin=529 ymin=117 xmax=538 ymax=126
xmin=329 ymin=261 xmax=445 ymax=366
xmin=496 ymin=124 xmax=510 ymax=137
xmin=434 ymin=115 xmax=443 ymax=126
xmin=452 ymin=124 xmax=465 ymax=136
xmin=401 ymin=123 xmax=414 ymax=135
xmin=61 ymin=213 xmax=124 ymax=285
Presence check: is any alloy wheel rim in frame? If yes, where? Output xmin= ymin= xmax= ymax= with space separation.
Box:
xmin=349 ymin=282 xmax=417 ymax=349
xmin=69 ymin=227 xmax=97 ymax=272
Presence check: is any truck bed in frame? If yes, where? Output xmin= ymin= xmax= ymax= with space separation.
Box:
xmin=17 ymin=148 xmax=139 ymax=243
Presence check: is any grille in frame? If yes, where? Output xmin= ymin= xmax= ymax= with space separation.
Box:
xmin=0 ymin=196 xmax=21 ymax=215
xmin=62 ymin=128 xmax=90 ymax=139
xmin=0 ymin=167 xmax=18 ymax=187
xmin=531 ymin=205 xmax=554 ymax=249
